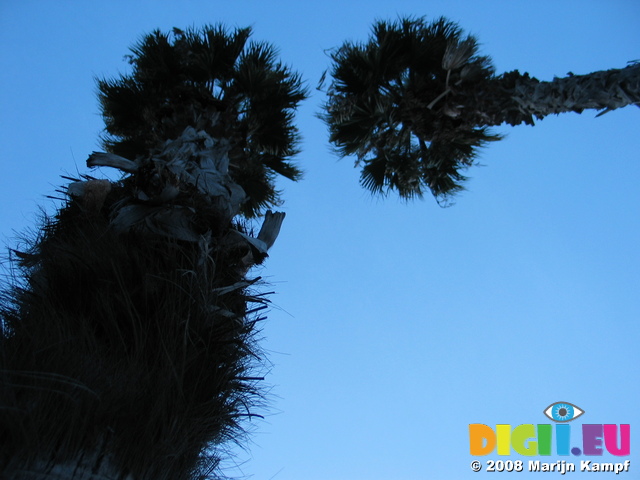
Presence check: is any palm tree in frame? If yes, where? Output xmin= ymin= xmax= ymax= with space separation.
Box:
xmin=323 ymin=16 xmax=640 ymax=203
xmin=0 ymin=25 xmax=306 ymax=480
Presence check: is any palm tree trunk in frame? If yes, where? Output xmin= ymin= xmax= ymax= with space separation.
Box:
xmin=4 ymin=448 xmax=131 ymax=480
xmin=1 ymin=126 xmax=280 ymax=479
xmin=467 ymin=62 xmax=640 ymax=126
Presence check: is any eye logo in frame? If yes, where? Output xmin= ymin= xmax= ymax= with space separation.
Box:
xmin=543 ymin=402 xmax=584 ymax=422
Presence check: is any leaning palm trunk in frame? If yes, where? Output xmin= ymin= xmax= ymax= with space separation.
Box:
xmin=463 ymin=63 xmax=640 ymax=127
xmin=0 ymin=25 xmax=304 ymax=480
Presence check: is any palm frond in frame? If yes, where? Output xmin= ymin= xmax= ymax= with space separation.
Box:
xmin=98 ymin=25 xmax=307 ymax=218
xmin=323 ymin=16 xmax=499 ymax=202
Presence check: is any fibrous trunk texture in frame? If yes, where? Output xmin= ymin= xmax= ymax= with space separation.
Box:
xmin=0 ymin=126 xmax=280 ymax=479
xmin=466 ymin=62 xmax=640 ymax=127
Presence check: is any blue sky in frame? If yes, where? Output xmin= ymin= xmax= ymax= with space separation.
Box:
xmin=1 ymin=1 xmax=639 ymax=479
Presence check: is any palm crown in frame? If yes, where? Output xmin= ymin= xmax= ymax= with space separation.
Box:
xmin=99 ymin=25 xmax=307 ymax=217
xmin=323 ymin=17 xmax=501 ymax=202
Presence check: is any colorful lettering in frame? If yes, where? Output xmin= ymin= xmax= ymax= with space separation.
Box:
xmin=604 ymin=424 xmax=630 ymax=456
xmin=469 ymin=423 xmax=631 ymax=456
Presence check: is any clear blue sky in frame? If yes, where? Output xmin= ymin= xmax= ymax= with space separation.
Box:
xmin=1 ymin=1 xmax=639 ymax=478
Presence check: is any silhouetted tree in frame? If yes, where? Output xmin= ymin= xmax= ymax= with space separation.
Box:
xmin=0 ymin=25 xmax=306 ymax=480
xmin=323 ymin=16 xmax=639 ymax=203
